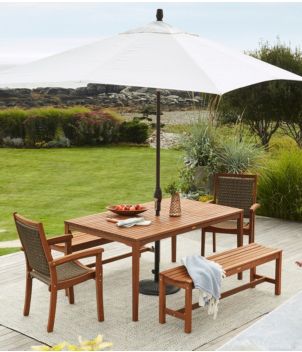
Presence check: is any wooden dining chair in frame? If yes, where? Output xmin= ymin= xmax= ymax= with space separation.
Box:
xmin=201 ymin=173 xmax=260 ymax=256
xmin=13 ymin=213 xmax=104 ymax=332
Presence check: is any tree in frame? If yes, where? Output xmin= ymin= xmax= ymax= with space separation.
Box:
xmin=219 ymin=41 xmax=302 ymax=149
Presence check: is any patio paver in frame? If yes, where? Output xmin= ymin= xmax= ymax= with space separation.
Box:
xmin=0 ymin=216 xmax=301 ymax=351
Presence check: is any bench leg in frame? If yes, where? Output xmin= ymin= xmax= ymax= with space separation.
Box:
xmin=212 ymin=232 xmax=216 ymax=253
xmin=275 ymin=253 xmax=282 ymax=295
xmin=250 ymin=267 xmax=256 ymax=288
xmin=201 ymin=229 xmax=206 ymax=257
xmin=159 ymin=275 xmax=166 ymax=324
xmin=184 ymin=285 xmax=192 ymax=333
xmin=171 ymin=236 xmax=177 ymax=263
xmin=237 ymin=234 xmax=243 ymax=280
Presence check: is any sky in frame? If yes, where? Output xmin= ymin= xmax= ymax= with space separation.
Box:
xmin=0 ymin=2 xmax=302 ymax=67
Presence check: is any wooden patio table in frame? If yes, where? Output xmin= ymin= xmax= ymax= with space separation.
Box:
xmin=64 ymin=198 xmax=244 ymax=321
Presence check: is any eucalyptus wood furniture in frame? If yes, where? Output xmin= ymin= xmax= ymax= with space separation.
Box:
xmin=159 ymin=243 xmax=282 ymax=333
xmin=65 ymin=198 xmax=243 ymax=321
xmin=51 ymin=232 xmax=153 ymax=267
xmin=51 ymin=232 xmax=112 ymax=255
xmin=201 ymin=173 xmax=260 ymax=257
xmin=14 ymin=213 xmax=104 ymax=333
xmin=51 ymin=231 xmax=112 ymax=267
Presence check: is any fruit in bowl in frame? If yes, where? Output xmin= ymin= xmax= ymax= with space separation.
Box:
xmin=106 ymin=204 xmax=147 ymax=216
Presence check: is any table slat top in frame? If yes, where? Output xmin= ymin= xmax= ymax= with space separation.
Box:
xmin=65 ymin=198 xmax=243 ymax=244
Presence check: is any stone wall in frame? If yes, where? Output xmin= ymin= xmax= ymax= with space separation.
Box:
xmin=0 ymin=83 xmax=206 ymax=110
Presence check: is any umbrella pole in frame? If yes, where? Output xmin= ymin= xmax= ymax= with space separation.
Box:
xmin=139 ymin=90 xmax=179 ymax=296
xmin=154 ymin=90 xmax=162 ymax=283
xmin=154 ymin=90 xmax=162 ymax=217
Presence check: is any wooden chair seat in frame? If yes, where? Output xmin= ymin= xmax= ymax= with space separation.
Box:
xmin=205 ymin=220 xmax=250 ymax=233
xmin=30 ymin=261 xmax=92 ymax=284
xmin=159 ymin=243 xmax=282 ymax=333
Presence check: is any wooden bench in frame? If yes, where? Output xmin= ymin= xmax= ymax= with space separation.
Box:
xmin=51 ymin=231 xmax=152 ymax=266
xmin=159 ymin=243 xmax=282 ymax=333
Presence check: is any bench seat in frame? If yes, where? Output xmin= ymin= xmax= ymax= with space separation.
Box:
xmin=51 ymin=231 xmax=152 ymax=266
xmin=159 ymin=243 xmax=282 ymax=333
xmin=51 ymin=231 xmax=112 ymax=253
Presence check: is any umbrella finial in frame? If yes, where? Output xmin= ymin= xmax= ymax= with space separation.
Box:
xmin=156 ymin=9 xmax=163 ymax=21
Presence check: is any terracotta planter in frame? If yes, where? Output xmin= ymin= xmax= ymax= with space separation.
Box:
xmin=169 ymin=192 xmax=181 ymax=217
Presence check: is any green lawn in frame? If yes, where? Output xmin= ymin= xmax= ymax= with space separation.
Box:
xmin=0 ymin=146 xmax=182 ymax=242
xmin=0 ymin=247 xmax=20 ymax=256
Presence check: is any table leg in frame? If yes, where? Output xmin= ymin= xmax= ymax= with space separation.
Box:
xmin=171 ymin=236 xmax=176 ymax=263
xmin=64 ymin=222 xmax=71 ymax=235
xmin=237 ymin=212 xmax=243 ymax=280
xmin=63 ymin=223 xmax=72 ymax=297
xmin=132 ymin=244 xmax=141 ymax=321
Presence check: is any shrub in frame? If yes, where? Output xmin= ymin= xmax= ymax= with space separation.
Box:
xmin=2 ymin=136 xmax=24 ymax=148
xmin=24 ymin=114 xmax=59 ymax=146
xmin=178 ymin=166 xmax=196 ymax=194
xmin=217 ymin=137 xmax=265 ymax=174
xmin=179 ymin=122 xmax=265 ymax=196
xmin=0 ymin=106 xmax=89 ymax=146
xmin=119 ymin=119 xmax=149 ymax=144
xmin=0 ymin=106 xmax=149 ymax=147
xmin=141 ymin=104 xmax=157 ymax=118
xmin=46 ymin=126 xmax=70 ymax=148
xmin=46 ymin=136 xmax=70 ymax=148
xmin=269 ymin=135 xmax=298 ymax=155
xmin=258 ymin=150 xmax=302 ymax=221
xmin=0 ymin=108 xmax=27 ymax=141
xmin=63 ymin=110 xmax=121 ymax=146
xmin=218 ymin=111 xmax=239 ymax=125
xmin=183 ymin=121 xmax=218 ymax=171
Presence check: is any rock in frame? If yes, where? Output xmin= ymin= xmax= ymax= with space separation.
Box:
xmin=44 ymin=87 xmax=72 ymax=95
xmin=0 ymin=84 xmax=205 ymax=109
xmin=0 ymin=89 xmax=15 ymax=98
xmin=0 ymin=88 xmax=31 ymax=98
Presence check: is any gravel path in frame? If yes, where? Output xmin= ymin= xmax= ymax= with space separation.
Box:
xmin=122 ymin=109 xmax=209 ymax=125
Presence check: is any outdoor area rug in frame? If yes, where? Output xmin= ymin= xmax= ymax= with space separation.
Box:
xmin=1 ymin=231 xmax=302 ymax=351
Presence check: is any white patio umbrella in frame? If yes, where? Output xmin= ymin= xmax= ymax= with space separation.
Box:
xmin=1 ymin=9 xmax=301 ymax=294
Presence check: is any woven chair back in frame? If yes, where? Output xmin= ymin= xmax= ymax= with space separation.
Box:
xmin=14 ymin=215 xmax=51 ymax=276
xmin=215 ymin=174 xmax=257 ymax=218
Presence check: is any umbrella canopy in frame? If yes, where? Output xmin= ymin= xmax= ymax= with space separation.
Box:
xmin=0 ymin=14 xmax=302 ymax=92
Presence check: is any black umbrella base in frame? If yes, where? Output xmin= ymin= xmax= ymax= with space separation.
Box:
xmin=139 ymin=279 xmax=180 ymax=296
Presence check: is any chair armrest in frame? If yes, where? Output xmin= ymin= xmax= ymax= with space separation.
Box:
xmin=50 ymin=247 xmax=104 ymax=267
xmin=47 ymin=234 xmax=73 ymax=246
xmin=250 ymin=203 xmax=260 ymax=213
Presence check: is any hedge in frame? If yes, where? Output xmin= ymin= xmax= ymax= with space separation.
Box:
xmin=0 ymin=107 xmax=149 ymax=147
